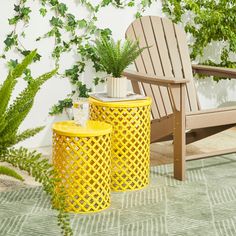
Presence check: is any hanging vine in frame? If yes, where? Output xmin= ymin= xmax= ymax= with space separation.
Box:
xmin=2 ymin=0 xmax=156 ymax=114
xmin=162 ymin=0 xmax=236 ymax=81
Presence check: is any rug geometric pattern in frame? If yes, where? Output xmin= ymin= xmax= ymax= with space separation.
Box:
xmin=0 ymin=154 xmax=235 ymax=236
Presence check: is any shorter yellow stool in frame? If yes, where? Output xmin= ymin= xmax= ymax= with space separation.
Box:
xmin=52 ymin=120 xmax=112 ymax=213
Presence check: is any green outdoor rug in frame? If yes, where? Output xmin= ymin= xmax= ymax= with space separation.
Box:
xmin=0 ymin=154 xmax=236 ymax=236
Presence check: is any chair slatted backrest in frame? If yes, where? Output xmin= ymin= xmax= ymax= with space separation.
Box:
xmin=126 ymin=16 xmax=200 ymax=120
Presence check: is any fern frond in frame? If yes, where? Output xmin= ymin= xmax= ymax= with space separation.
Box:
xmin=0 ymin=147 xmax=73 ymax=236
xmin=0 ymin=69 xmax=57 ymax=145
xmin=0 ymin=50 xmax=37 ymax=117
xmin=93 ymin=36 xmax=146 ymax=77
xmin=15 ymin=126 xmax=45 ymax=144
xmin=0 ymin=165 xmax=24 ymax=181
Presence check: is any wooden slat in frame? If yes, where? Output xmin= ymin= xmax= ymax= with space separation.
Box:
xmin=139 ymin=16 xmax=167 ymax=118
xmin=150 ymin=16 xmax=175 ymax=115
xmin=141 ymin=16 xmax=174 ymax=117
xmin=174 ymin=24 xmax=200 ymax=111
xmin=150 ymin=17 xmax=173 ymax=77
xmin=192 ymin=64 xmax=236 ymax=78
xmin=131 ymin=19 xmax=161 ymax=119
xmin=123 ymin=70 xmax=190 ymax=87
xmin=126 ymin=24 xmax=157 ymax=119
xmin=161 ymin=18 xmax=191 ymax=112
xmin=187 ymin=148 xmax=236 ymax=161
xmin=186 ymin=124 xmax=235 ymax=144
xmin=161 ymin=18 xmax=183 ymax=77
xmin=186 ymin=108 xmax=236 ymax=129
xmin=151 ymin=116 xmax=173 ymax=143
xmin=187 ymin=105 xmax=236 ymax=115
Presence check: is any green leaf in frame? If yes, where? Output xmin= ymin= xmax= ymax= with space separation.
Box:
xmin=93 ymin=77 xmax=105 ymax=85
xmin=135 ymin=12 xmax=142 ymax=18
xmin=49 ymin=98 xmax=73 ymax=115
xmin=15 ymin=126 xmax=44 ymax=144
xmin=4 ymin=33 xmax=18 ymax=51
xmin=39 ymin=8 xmax=47 ymax=17
xmin=0 ymin=166 xmax=24 ymax=181
xmin=57 ymin=3 xmax=68 ymax=16
xmin=128 ymin=1 xmax=135 ymax=7
xmin=65 ymin=14 xmax=77 ymax=32
xmin=7 ymin=59 xmax=18 ymax=71
xmin=8 ymin=16 xmax=19 ymax=25
xmin=0 ymin=58 xmax=57 ymax=148
xmin=20 ymin=7 xmax=31 ymax=22
xmin=14 ymin=4 xmax=20 ymax=12
xmin=78 ymin=19 xmax=87 ymax=28
xmin=0 ymin=50 xmax=36 ymax=120
xmin=50 ymin=16 xmax=63 ymax=28
xmin=20 ymin=50 xmax=42 ymax=62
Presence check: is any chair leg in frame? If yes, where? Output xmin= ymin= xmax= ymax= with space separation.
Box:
xmin=173 ymin=112 xmax=186 ymax=181
xmin=170 ymin=84 xmax=186 ymax=181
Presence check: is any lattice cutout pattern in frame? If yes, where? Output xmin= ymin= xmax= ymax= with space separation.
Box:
xmin=53 ymin=132 xmax=111 ymax=213
xmin=90 ymin=101 xmax=151 ymax=191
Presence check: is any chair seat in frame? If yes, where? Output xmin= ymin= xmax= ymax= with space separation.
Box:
xmin=186 ymin=106 xmax=236 ymax=129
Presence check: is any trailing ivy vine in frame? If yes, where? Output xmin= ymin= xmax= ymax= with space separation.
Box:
xmin=162 ymin=0 xmax=236 ymax=81
xmin=2 ymin=0 xmax=156 ymax=115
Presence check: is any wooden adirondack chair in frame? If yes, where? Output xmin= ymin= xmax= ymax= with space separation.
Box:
xmin=124 ymin=16 xmax=236 ymax=180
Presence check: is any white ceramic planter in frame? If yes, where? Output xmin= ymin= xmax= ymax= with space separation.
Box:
xmin=107 ymin=76 xmax=127 ymax=98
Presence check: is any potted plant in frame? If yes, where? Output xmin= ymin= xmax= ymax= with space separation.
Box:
xmin=93 ymin=36 xmax=146 ymax=98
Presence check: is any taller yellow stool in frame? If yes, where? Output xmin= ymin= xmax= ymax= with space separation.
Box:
xmin=52 ymin=120 xmax=112 ymax=213
xmin=89 ymin=97 xmax=151 ymax=191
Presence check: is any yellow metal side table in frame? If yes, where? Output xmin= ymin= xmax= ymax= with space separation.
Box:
xmin=89 ymin=97 xmax=151 ymax=191
xmin=52 ymin=120 xmax=112 ymax=213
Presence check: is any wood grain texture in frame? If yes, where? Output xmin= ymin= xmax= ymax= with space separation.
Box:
xmin=126 ymin=15 xmax=236 ymax=181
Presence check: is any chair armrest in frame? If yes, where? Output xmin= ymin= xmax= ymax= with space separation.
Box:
xmin=192 ymin=64 xmax=236 ymax=79
xmin=122 ymin=70 xmax=190 ymax=87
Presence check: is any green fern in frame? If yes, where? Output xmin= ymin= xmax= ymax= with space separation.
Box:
xmin=0 ymin=51 xmax=73 ymax=235
xmin=0 ymin=50 xmax=36 ymax=117
xmin=0 ymin=148 xmax=72 ymax=236
xmin=0 ymin=165 xmax=24 ymax=181
xmin=93 ymin=36 xmax=147 ymax=78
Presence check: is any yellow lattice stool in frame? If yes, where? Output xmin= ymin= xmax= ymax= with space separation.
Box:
xmin=89 ymin=97 xmax=151 ymax=191
xmin=52 ymin=120 xmax=112 ymax=213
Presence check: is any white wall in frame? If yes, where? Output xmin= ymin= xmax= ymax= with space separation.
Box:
xmin=1 ymin=1 xmax=236 ymax=148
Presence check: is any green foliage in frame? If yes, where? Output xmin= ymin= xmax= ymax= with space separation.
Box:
xmin=0 ymin=50 xmax=36 ymax=123
xmin=65 ymin=64 xmax=85 ymax=84
xmin=8 ymin=4 xmax=31 ymax=24
xmin=65 ymin=64 xmax=92 ymax=98
xmin=0 ymin=55 xmax=58 ymax=148
xmin=93 ymin=36 xmax=146 ymax=77
xmin=49 ymin=98 xmax=73 ymax=115
xmin=0 ymin=165 xmax=24 ymax=181
xmin=3 ymin=0 xmax=156 ymax=114
xmin=0 ymin=148 xmax=72 ymax=236
xmin=4 ymin=32 xmax=18 ymax=51
xmin=162 ymin=0 xmax=236 ymax=81
xmin=0 ymin=52 xmax=72 ymax=235
xmin=93 ymin=76 xmax=105 ymax=86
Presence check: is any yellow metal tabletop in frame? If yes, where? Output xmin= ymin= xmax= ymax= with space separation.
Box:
xmin=89 ymin=97 xmax=151 ymax=108
xmin=52 ymin=120 xmax=112 ymax=137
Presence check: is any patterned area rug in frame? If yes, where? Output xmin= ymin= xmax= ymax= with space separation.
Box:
xmin=0 ymin=154 xmax=236 ymax=236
